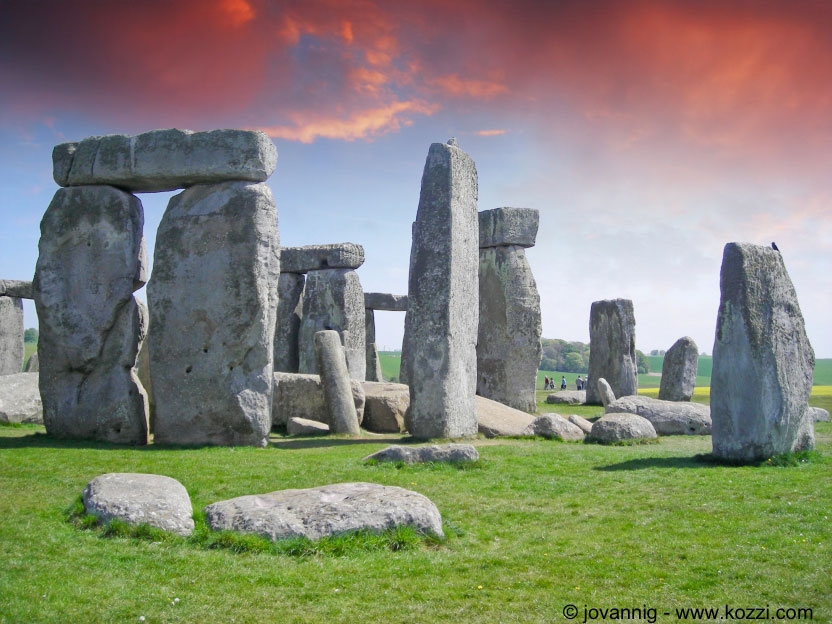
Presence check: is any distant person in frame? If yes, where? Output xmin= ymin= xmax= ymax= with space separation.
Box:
xmin=560 ymin=376 xmax=567 ymax=391
xmin=544 ymin=376 xmax=550 ymax=391
xmin=576 ymin=376 xmax=583 ymax=390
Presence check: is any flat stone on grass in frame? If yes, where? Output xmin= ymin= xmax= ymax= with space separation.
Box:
xmin=363 ymin=444 xmax=479 ymax=464
xmin=589 ymin=413 xmax=657 ymax=443
xmin=523 ymin=414 xmax=585 ymax=441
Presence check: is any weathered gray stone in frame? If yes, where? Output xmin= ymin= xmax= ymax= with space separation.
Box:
xmin=362 ymin=381 xmax=409 ymax=433
xmin=606 ymin=395 xmax=711 ymax=435
xmin=34 ymin=186 xmax=148 ymax=444
xmin=0 ymin=296 xmax=24 ymax=375
xmin=287 ymin=417 xmax=330 ymax=436
xmin=298 ymin=269 xmax=366 ymax=380
xmin=273 ymin=272 xmax=305 ymax=373
xmin=204 ymin=482 xmax=444 ymax=540
xmin=23 ymin=351 xmax=39 ymax=372
xmin=82 ymin=473 xmax=194 ymax=536
xmin=475 ymin=395 xmax=537 ymax=437
xmin=522 ymin=414 xmax=585 ymax=441
xmin=478 ymin=207 xmax=539 ymax=248
xmin=363 ymin=443 xmax=479 ymax=464
xmin=53 ymin=129 xmax=277 ymax=192
xmin=148 ymin=181 xmax=279 ymax=447
xmin=0 ymin=373 xmax=42 ymax=424
xmin=0 ymin=280 xmax=34 ymax=299
xmin=596 ymin=377 xmax=617 ymax=407
xmin=545 ymin=390 xmax=586 ymax=405
xmin=364 ymin=309 xmax=383 ymax=382
xmin=280 ymin=243 xmax=364 ymax=273
xmin=477 ymin=245 xmax=541 ymax=412
xmin=659 ymin=336 xmax=699 ymax=401
xmin=711 ymin=243 xmax=815 ymax=461
xmin=590 ymin=413 xmax=657 ymax=443
xmin=810 ymin=406 xmax=830 ymax=422
xmin=586 ymin=299 xmax=638 ymax=405
xmin=314 ymin=330 xmax=360 ymax=435
xmin=272 ymin=372 xmax=364 ymax=428
xmin=568 ymin=414 xmax=594 ymax=435
xmin=402 ymin=141 xmax=479 ymax=439
xmin=364 ymin=293 xmax=408 ymax=311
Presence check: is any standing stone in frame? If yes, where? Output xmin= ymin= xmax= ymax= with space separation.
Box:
xmin=0 ymin=296 xmax=24 ymax=374
xmin=711 ymin=243 xmax=815 ymax=461
xmin=149 ymin=181 xmax=279 ymax=447
xmin=297 ymin=269 xmax=365 ymax=380
xmin=586 ymin=299 xmax=638 ymax=405
xmin=273 ymin=272 xmax=305 ymax=373
xmin=314 ymin=330 xmax=360 ymax=435
xmin=658 ymin=336 xmax=699 ymax=401
xmin=23 ymin=351 xmax=39 ymax=373
xmin=477 ymin=245 xmax=541 ymax=412
xmin=364 ymin=309 xmax=386 ymax=382
xmin=33 ymin=185 xmax=149 ymax=443
xmin=402 ymin=140 xmax=479 ymax=439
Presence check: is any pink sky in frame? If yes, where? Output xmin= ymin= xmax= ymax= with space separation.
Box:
xmin=1 ymin=0 xmax=830 ymax=356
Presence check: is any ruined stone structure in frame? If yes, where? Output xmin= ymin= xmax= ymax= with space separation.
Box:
xmin=402 ymin=139 xmax=479 ymax=439
xmin=364 ymin=292 xmax=408 ymax=382
xmin=476 ymin=207 xmax=542 ymax=412
xmin=275 ymin=244 xmax=366 ymax=382
xmin=586 ymin=299 xmax=638 ymax=405
xmin=0 ymin=280 xmax=34 ymax=375
xmin=711 ymin=243 xmax=815 ymax=461
xmin=40 ymin=128 xmax=278 ymax=446
xmin=658 ymin=336 xmax=699 ymax=401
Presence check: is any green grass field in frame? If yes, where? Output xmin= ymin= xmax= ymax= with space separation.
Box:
xmin=1 ymin=422 xmax=830 ymax=623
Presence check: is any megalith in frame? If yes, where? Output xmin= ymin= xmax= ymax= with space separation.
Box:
xmin=148 ymin=181 xmax=279 ymax=447
xmin=364 ymin=293 xmax=407 ymax=383
xmin=658 ymin=336 xmax=699 ymax=401
xmin=33 ymin=185 xmax=149 ymax=444
xmin=0 ymin=296 xmax=24 ymax=375
xmin=314 ymin=330 xmax=360 ymax=435
xmin=273 ymin=272 xmax=305 ymax=373
xmin=297 ymin=268 xmax=366 ymax=380
xmin=476 ymin=207 xmax=542 ymax=412
xmin=586 ymin=299 xmax=638 ymax=405
xmin=402 ymin=140 xmax=479 ymax=439
xmin=711 ymin=242 xmax=815 ymax=461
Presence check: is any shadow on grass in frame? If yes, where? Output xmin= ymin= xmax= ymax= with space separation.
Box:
xmin=594 ymin=455 xmax=721 ymax=471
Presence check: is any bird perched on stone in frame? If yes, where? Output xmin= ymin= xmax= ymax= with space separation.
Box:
xmin=771 ymin=242 xmax=780 ymax=252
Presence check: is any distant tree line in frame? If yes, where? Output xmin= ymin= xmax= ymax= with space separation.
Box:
xmin=24 ymin=328 xmax=38 ymax=343
xmin=539 ymin=338 xmax=649 ymax=374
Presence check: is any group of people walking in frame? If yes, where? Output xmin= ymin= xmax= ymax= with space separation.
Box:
xmin=543 ymin=375 xmax=587 ymax=391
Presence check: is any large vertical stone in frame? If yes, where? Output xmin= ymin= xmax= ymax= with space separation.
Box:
xmin=658 ymin=336 xmax=698 ymax=401
xmin=0 ymin=296 xmax=24 ymax=375
xmin=586 ymin=299 xmax=638 ymax=405
xmin=711 ymin=243 xmax=815 ymax=461
xmin=273 ymin=272 xmax=305 ymax=373
xmin=476 ymin=245 xmax=541 ymax=412
xmin=297 ymin=269 xmax=365 ymax=381
xmin=364 ymin=308 xmax=384 ymax=382
xmin=314 ymin=330 xmax=360 ymax=435
xmin=33 ymin=185 xmax=148 ymax=443
xmin=148 ymin=181 xmax=279 ymax=447
xmin=402 ymin=140 xmax=479 ymax=439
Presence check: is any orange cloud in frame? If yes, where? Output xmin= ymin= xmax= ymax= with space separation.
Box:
xmin=475 ymin=129 xmax=508 ymax=137
xmin=257 ymin=100 xmax=439 ymax=143
xmin=431 ymin=74 xmax=509 ymax=99
xmin=220 ymin=0 xmax=255 ymax=27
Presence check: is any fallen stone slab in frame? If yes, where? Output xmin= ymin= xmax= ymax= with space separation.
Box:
xmin=364 ymin=293 xmax=408 ymax=311
xmin=204 ymin=482 xmax=444 ymax=540
xmin=362 ymin=381 xmax=409 ymax=433
xmin=363 ymin=443 xmax=479 ymax=464
xmin=280 ymin=243 xmax=364 ymax=273
xmin=545 ymin=391 xmax=585 ymax=405
xmin=82 ymin=473 xmax=194 ymax=536
xmin=287 ymin=417 xmax=330 ymax=436
xmin=568 ymin=414 xmax=594 ymax=434
xmin=522 ymin=414 xmax=585 ymax=441
xmin=53 ymin=128 xmax=277 ymax=192
xmin=272 ymin=372 xmax=364 ymax=428
xmin=0 ymin=373 xmax=42 ymax=424
xmin=478 ymin=207 xmax=539 ymax=248
xmin=809 ymin=406 xmax=830 ymax=423
xmin=0 ymin=280 xmax=34 ymax=299
xmin=606 ymin=395 xmax=712 ymax=436
xmin=589 ymin=413 xmax=657 ymax=443
xmin=475 ymin=395 xmax=536 ymax=437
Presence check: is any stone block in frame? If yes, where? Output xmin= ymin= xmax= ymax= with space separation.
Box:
xmin=659 ymin=336 xmax=699 ymax=401
xmin=0 ymin=296 xmax=24 ymax=375
xmin=586 ymin=299 xmax=638 ymax=405
xmin=478 ymin=207 xmax=539 ymax=248
xmin=280 ymin=243 xmax=364 ymax=273
xmin=364 ymin=292 xmax=408 ymax=311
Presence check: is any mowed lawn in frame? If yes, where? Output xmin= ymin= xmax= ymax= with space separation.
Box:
xmin=1 ymin=413 xmax=830 ymax=623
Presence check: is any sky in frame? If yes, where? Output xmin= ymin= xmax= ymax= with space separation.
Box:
xmin=1 ymin=0 xmax=830 ymax=357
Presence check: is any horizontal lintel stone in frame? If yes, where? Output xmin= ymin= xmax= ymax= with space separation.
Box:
xmin=364 ymin=293 xmax=408 ymax=311
xmin=280 ymin=243 xmax=364 ymax=273
xmin=0 ymin=280 xmax=34 ymax=299
xmin=478 ymin=207 xmax=539 ymax=248
xmin=53 ymin=128 xmax=277 ymax=193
